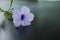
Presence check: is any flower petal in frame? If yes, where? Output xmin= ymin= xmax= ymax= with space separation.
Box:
xmin=13 ymin=20 xmax=21 ymax=27
xmin=21 ymin=20 xmax=31 ymax=26
xmin=12 ymin=10 xmax=20 ymax=16
xmin=24 ymin=13 xmax=34 ymax=22
xmin=21 ymin=6 xmax=30 ymax=14
xmin=12 ymin=14 xmax=20 ymax=20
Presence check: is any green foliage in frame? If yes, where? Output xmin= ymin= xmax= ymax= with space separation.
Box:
xmin=4 ymin=0 xmax=13 ymax=20
xmin=4 ymin=11 xmax=12 ymax=20
xmin=8 ymin=0 xmax=13 ymax=11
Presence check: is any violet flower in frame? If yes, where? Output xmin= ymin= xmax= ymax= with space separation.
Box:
xmin=12 ymin=6 xmax=34 ymax=27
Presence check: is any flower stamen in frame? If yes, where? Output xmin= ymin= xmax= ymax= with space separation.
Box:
xmin=21 ymin=15 xmax=25 ymax=20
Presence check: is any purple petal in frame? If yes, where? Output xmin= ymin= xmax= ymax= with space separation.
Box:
xmin=13 ymin=20 xmax=21 ymax=27
xmin=21 ymin=6 xmax=30 ymax=14
xmin=12 ymin=10 xmax=21 ymax=16
xmin=12 ymin=6 xmax=34 ymax=27
xmin=12 ymin=14 xmax=20 ymax=20
xmin=21 ymin=21 xmax=31 ymax=26
xmin=24 ymin=13 xmax=34 ymax=22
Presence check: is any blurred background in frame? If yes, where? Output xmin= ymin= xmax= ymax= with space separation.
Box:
xmin=0 ymin=0 xmax=60 ymax=40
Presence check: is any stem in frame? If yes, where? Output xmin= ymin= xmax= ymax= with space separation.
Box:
xmin=8 ymin=0 xmax=13 ymax=11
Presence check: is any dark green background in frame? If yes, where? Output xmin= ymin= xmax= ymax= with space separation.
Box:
xmin=13 ymin=1 xmax=60 ymax=40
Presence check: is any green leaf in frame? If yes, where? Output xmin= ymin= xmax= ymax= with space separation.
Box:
xmin=4 ymin=11 xmax=12 ymax=19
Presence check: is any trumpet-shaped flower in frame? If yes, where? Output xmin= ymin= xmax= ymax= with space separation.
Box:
xmin=12 ymin=6 xmax=34 ymax=27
